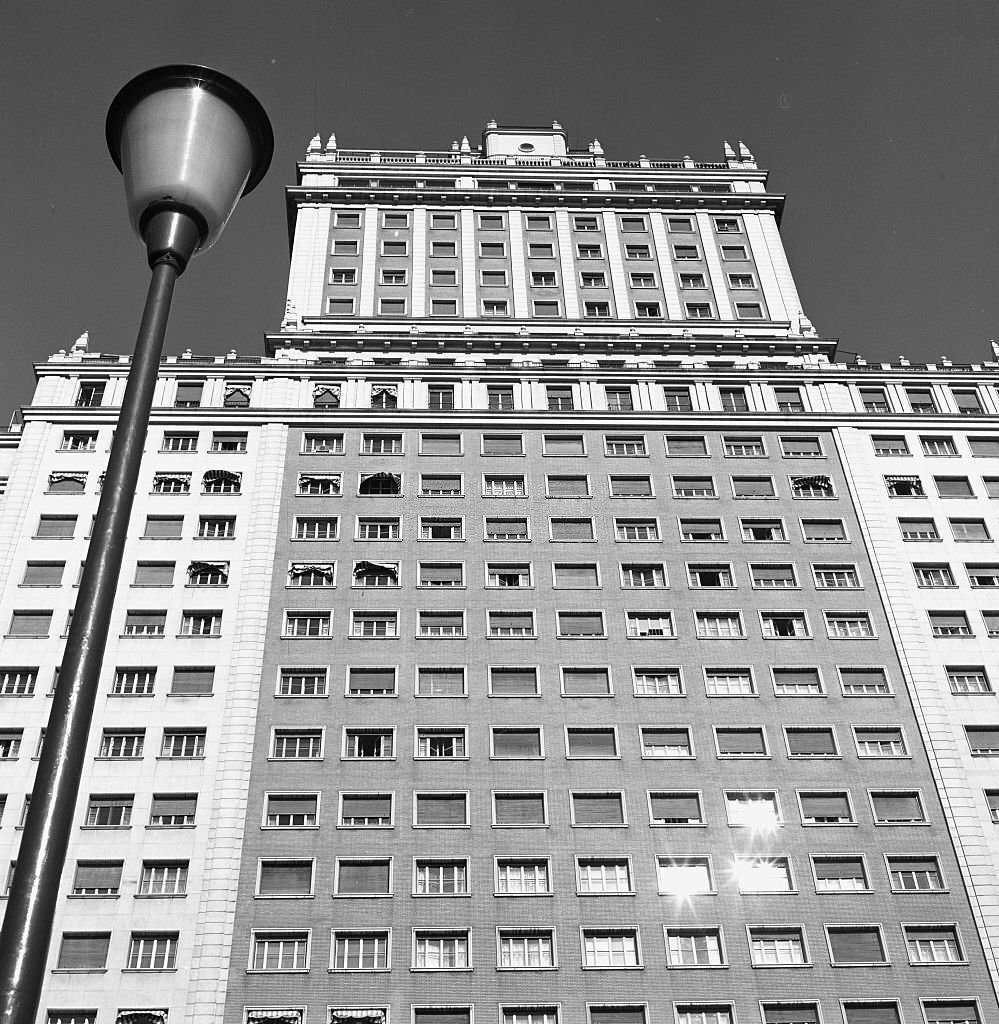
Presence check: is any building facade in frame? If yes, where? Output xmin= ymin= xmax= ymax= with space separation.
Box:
xmin=1 ymin=123 xmax=998 ymax=1024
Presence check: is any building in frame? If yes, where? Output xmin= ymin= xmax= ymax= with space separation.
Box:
xmin=0 ymin=122 xmax=998 ymax=1024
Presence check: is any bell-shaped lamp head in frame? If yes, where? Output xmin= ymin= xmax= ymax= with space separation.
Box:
xmin=107 ymin=65 xmax=273 ymax=269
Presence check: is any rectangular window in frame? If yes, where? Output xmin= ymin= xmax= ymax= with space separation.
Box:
xmin=873 ymin=435 xmax=910 ymax=456
xmin=900 ymin=516 xmax=939 ymax=541
xmin=951 ymin=518 xmax=991 ymax=541
xmin=566 ymin=727 xmax=617 ymax=758
xmin=143 ymin=515 xmax=183 ymax=539
xmin=551 ymin=518 xmax=594 ymax=541
xmin=633 ymin=668 xmax=684 ymax=696
xmin=271 ymin=729 xmax=322 ymax=760
xmin=0 ymin=667 xmax=36 ymax=696
xmin=557 ymin=611 xmax=605 ymax=636
xmin=604 ymin=434 xmax=646 ymax=457
xmin=416 ymin=667 xmax=465 ymax=696
xmin=488 ymin=611 xmax=535 ymax=637
xmin=84 ymin=795 xmax=132 ymax=827
xmin=665 ymin=929 xmax=722 ymax=967
xmin=762 ymin=612 xmax=809 ymax=638
xmin=719 ymin=388 xmax=748 ymax=413
xmin=871 ymin=789 xmax=926 ymax=823
xmin=139 ymin=860 xmax=189 ymax=895
xmin=331 ymin=931 xmax=390 ymax=970
xmin=694 ymin=612 xmax=743 ymax=638
xmin=827 ymin=926 xmax=888 ymax=965
xmin=493 ymin=793 xmax=548 ymax=827
xmin=8 ymin=612 xmax=51 ymax=637
xmin=419 ymin=562 xmax=463 ymax=587
xmin=351 ymin=611 xmax=398 ymax=637
xmin=673 ymin=476 xmax=715 ymax=498
xmin=947 ymin=665 xmax=992 ymax=694
xmin=967 ymin=726 xmax=999 ymax=755
xmin=127 ymin=932 xmax=178 ymax=970
xmin=418 ymin=611 xmax=464 ymax=637
xmin=294 ymin=516 xmax=338 ymax=540
xmin=641 ymin=726 xmax=691 ymax=756
xmin=855 ymin=726 xmax=907 ymax=757
xmin=650 ymin=791 xmax=703 ymax=825
xmin=197 ymin=516 xmax=235 ymax=539
xmin=929 ymin=611 xmax=973 ymax=637
xmin=704 ymin=667 xmax=755 ymax=696
xmin=749 ymin=929 xmax=806 ymax=967
xmin=99 ymin=730 xmax=144 ymax=759
xmin=923 ymin=1004 xmax=980 ymax=1024
xmin=665 ymin=434 xmax=709 ymax=457
xmin=340 ymin=793 xmax=393 ymax=827
xmin=682 ymin=518 xmax=725 ymax=542
xmin=489 ymin=667 xmax=539 ymax=696
xmin=615 ymin=518 xmax=659 ymax=541
xmin=417 ymin=728 xmax=467 ymax=758
xmin=621 ymin=563 xmax=666 ymax=587
xmin=122 ymin=612 xmax=166 ymax=637
xmin=414 ymin=859 xmax=466 ymax=896
xmin=264 ymin=794 xmax=318 ymax=828
xmin=812 ymin=856 xmax=869 ymax=892
xmin=346 ymin=667 xmax=397 ymax=696
xmin=482 ymin=432 xmax=524 ymax=455
xmin=344 ymin=729 xmax=394 ymax=759
xmin=56 ymin=932 xmax=110 ymax=971
xmin=357 ymin=517 xmax=399 ymax=541
xmin=907 ymin=387 xmax=938 ymax=414
xmin=488 ymin=563 xmax=532 ymax=588
xmin=413 ymin=931 xmax=470 ymax=970
xmin=414 ymin=792 xmax=468 ymax=827
xmin=626 ymin=612 xmax=674 ymax=637
xmin=60 ymin=430 xmax=98 ymax=451
xmin=826 ymin=612 xmax=875 ymax=638
xmin=497 ymin=930 xmax=556 ymax=969
xmin=715 ymin=726 xmax=767 ymax=756
xmin=250 ymin=932 xmax=309 ymax=971
xmin=582 ymin=930 xmax=640 ymax=967
xmin=562 ymin=667 xmax=611 ymax=695
xmin=149 ymin=794 xmax=196 ymax=826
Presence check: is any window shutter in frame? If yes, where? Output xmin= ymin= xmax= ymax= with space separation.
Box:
xmin=787 ymin=729 xmax=836 ymax=755
xmin=37 ymin=516 xmax=76 ymax=537
xmin=924 ymin=1004 xmax=977 ymax=1024
xmin=170 ymin=667 xmax=214 ymax=695
xmin=483 ymin=435 xmax=523 ymax=455
xmin=420 ymin=564 xmax=461 ymax=583
xmin=552 ymin=519 xmax=593 ymax=540
xmin=489 ymin=518 xmax=528 ymax=536
xmin=549 ymin=476 xmax=588 ymax=496
xmin=338 ymin=861 xmax=390 ymax=894
xmin=416 ymin=794 xmax=466 ymax=825
xmin=717 ymin=729 xmax=766 ymax=754
xmin=801 ymin=794 xmax=850 ymax=818
xmin=352 ymin=668 xmax=395 ymax=690
xmin=562 ymin=669 xmax=610 ymax=694
xmin=666 ymin=436 xmax=707 ymax=455
xmin=650 ymin=793 xmax=701 ymax=822
xmin=735 ymin=477 xmax=775 ymax=496
xmin=872 ymin=793 xmax=922 ymax=820
xmin=643 ymin=728 xmax=688 ymax=749
xmin=413 ymin=1012 xmax=470 ymax=1024
xmin=494 ymin=794 xmax=545 ymax=824
xmin=968 ymin=727 xmax=999 ymax=749
xmin=422 ymin=435 xmax=461 ymax=455
xmin=589 ymin=1009 xmax=646 ymax=1024
xmin=774 ymin=668 xmax=820 ymax=687
xmin=493 ymin=730 xmax=541 ymax=756
xmin=970 ymin=438 xmax=999 ymax=456
xmin=814 ymin=859 xmax=862 ymax=881
xmin=844 ymin=1007 xmax=900 ymax=1024
xmin=573 ymin=794 xmax=624 ymax=824
xmin=73 ymin=862 xmax=122 ymax=890
xmin=258 ymin=861 xmax=312 ymax=895
xmin=559 ymin=613 xmax=603 ymax=634
xmin=491 ymin=613 xmax=532 ymax=631
xmin=268 ymin=795 xmax=316 ymax=817
xmin=23 ymin=563 xmax=65 ymax=585
xmin=858 ymin=728 xmax=903 ymax=744
xmin=57 ymin=933 xmax=110 ymax=969
xmin=420 ymin=612 xmax=462 ymax=630
xmin=568 ymin=730 xmax=616 ymax=756
xmin=557 ymin=565 xmax=598 ymax=585
xmin=342 ymin=795 xmax=391 ymax=819
xmin=491 ymin=669 xmax=537 ymax=695
xmin=841 ymin=668 xmax=886 ymax=688
xmin=150 ymin=795 xmax=196 ymax=817
xmin=9 ymin=612 xmax=52 ymax=636
xmin=829 ymin=928 xmax=885 ymax=962
xmin=764 ymin=1008 xmax=819 ymax=1024
xmin=544 ymin=435 xmax=584 ymax=455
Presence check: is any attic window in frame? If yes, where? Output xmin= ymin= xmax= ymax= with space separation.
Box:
xmin=518 ymin=143 xmax=535 ymax=153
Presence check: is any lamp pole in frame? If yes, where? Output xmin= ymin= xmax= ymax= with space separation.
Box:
xmin=0 ymin=66 xmax=271 ymax=1024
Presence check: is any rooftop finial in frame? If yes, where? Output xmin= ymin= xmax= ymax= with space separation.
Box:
xmin=460 ymin=135 xmax=470 ymax=153
xmin=738 ymin=140 xmax=754 ymax=162
xmin=723 ymin=141 xmax=736 ymax=160
xmin=325 ymin=132 xmax=337 ymax=151
xmin=552 ymin=120 xmax=562 ymax=130
xmin=306 ymin=133 xmax=322 ymax=156
xmin=71 ymin=331 xmax=89 ymax=353
xmin=591 ymin=138 xmax=603 ymax=155
xmin=451 ymin=140 xmax=459 ymax=152
xmin=486 ymin=118 xmax=498 ymax=129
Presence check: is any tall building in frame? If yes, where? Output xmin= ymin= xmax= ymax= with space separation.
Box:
xmin=1 ymin=122 xmax=998 ymax=1024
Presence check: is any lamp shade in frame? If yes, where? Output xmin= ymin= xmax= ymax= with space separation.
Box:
xmin=106 ymin=65 xmax=273 ymax=253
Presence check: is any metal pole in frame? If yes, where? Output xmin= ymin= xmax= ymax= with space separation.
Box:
xmin=0 ymin=256 xmax=180 ymax=1024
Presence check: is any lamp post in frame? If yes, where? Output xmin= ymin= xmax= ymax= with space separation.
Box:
xmin=0 ymin=66 xmax=272 ymax=1024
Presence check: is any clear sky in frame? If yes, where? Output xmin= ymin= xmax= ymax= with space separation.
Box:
xmin=2 ymin=0 xmax=998 ymax=420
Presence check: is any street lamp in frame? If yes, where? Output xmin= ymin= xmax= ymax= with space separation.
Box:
xmin=0 ymin=66 xmax=272 ymax=1024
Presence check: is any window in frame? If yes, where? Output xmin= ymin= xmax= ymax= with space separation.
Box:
xmin=143 ymin=515 xmax=183 ymax=539
xmin=271 ymin=729 xmax=322 ymax=760
xmin=622 ymin=563 xmax=665 ymax=587
xmin=968 ymin=562 xmax=999 ymax=587
xmin=487 ymin=611 xmax=535 ymax=637
xmin=165 ymin=666 xmax=210 ymax=696
xmin=695 ymin=611 xmax=743 ymax=638
xmin=197 ymin=516 xmax=235 ymax=539
xmin=162 ymin=432 xmax=197 ymax=453
xmin=871 ymin=790 xmax=926 ymax=823
xmin=682 ymin=518 xmax=725 ymax=542
xmin=772 ymin=666 xmax=823 ymax=696
xmin=734 ymin=856 xmax=793 ymax=893
xmin=149 ymin=794 xmax=196 ymax=826
xmin=615 ymin=518 xmax=659 ymax=541
xmin=855 ymin=726 xmax=907 ymax=757
xmin=606 ymin=387 xmax=634 ymax=411
xmin=139 ymin=860 xmax=189 ymax=896
xmin=679 ymin=272 xmax=706 ymax=289
xmin=187 ymin=560 xmax=228 ymax=586
xmin=264 ymin=793 xmax=318 ymax=828
xmin=781 ymin=435 xmax=823 ymax=458
xmin=8 ymin=611 xmax=51 ymax=637
xmin=633 ymin=668 xmax=684 ymax=696
xmin=725 ymin=791 xmax=780 ymax=828
xmin=489 ymin=667 xmax=539 ymax=696
xmin=344 ymin=729 xmax=394 ymax=759
xmin=605 ymin=434 xmax=646 ymax=457
xmin=562 ymin=667 xmax=611 ymax=695
xmin=21 ymin=561 xmax=65 ymax=587
xmin=705 ymin=667 xmax=755 ymax=696
xmin=839 ymin=666 xmax=891 ymax=696
xmin=346 ymin=667 xmax=397 ymax=697
xmin=289 ymin=561 xmax=336 ymax=587
xmin=532 ymin=271 xmax=557 ymax=287
xmin=488 ymin=563 xmax=532 ymax=588
xmin=951 ymin=518 xmax=991 ymax=541
xmin=801 ymin=518 xmax=847 ymax=541
xmin=484 ymin=474 xmax=526 ymax=497
xmin=480 ymin=241 xmax=506 ymax=258
xmin=689 ymin=563 xmax=734 ymax=588
xmin=351 ymin=611 xmax=398 ymax=637
xmin=665 ymin=929 xmax=723 ymax=967
xmin=99 ymin=729 xmax=144 ymax=759
xmin=413 ymin=931 xmax=469 ymax=970
xmin=724 ymin=435 xmax=764 ymax=457
xmin=340 ymin=793 xmax=393 ymax=827
xmin=122 ymin=612 xmax=166 ymax=637
xmin=496 ymin=857 xmax=551 ymax=894
xmin=577 ymin=244 xmax=603 ymax=260
xmin=625 ymin=244 xmax=651 ymax=259
xmin=655 ymin=858 xmax=712 ymax=897
xmin=177 ymin=610 xmax=221 ymax=637
xmin=674 ymin=244 xmax=700 ymax=261
xmin=578 ymin=857 xmax=633 ymax=894
xmin=250 ymin=932 xmax=309 ymax=971
xmin=566 ymin=727 xmax=617 ymax=758
xmin=415 ymin=562 xmax=461 ymax=588
xmin=640 ymin=726 xmax=691 ymax=757
xmin=715 ymin=726 xmax=767 ymax=756
xmin=790 ymin=474 xmax=834 ymax=498
xmin=649 ymin=791 xmax=703 ymax=825
xmin=210 ymin=430 xmax=247 ymax=453
xmin=873 ymin=435 xmax=910 ymax=456
xmin=719 ymin=388 xmax=749 ymax=413
xmin=732 ymin=476 xmax=776 ymax=498
xmin=929 ymin=611 xmax=973 ymax=637
xmin=752 ymin=563 xmax=798 ymax=588
xmin=967 ymin=725 xmax=999 ymax=755
xmin=530 ymin=244 xmax=556 ymax=261
xmin=936 ymin=475 xmax=974 ymax=497
xmin=826 ymin=612 xmax=875 ymax=638
xmin=663 ymin=386 xmax=693 ymax=412
xmin=414 ymin=859 xmax=465 ymax=896
xmin=762 ymin=612 xmax=809 ymax=638
xmin=631 ymin=272 xmax=656 ymax=287
xmin=152 ymin=473 xmax=190 ymax=494
xmin=294 ymin=516 xmax=338 ymax=540
xmin=900 ymin=517 xmax=940 ymax=541
xmin=749 ymin=928 xmax=806 ymax=966
xmin=61 ymin=430 xmax=97 ymax=451
xmin=626 ymin=612 xmax=674 ymax=637
xmin=47 ymin=472 xmax=85 ymax=494
xmin=486 ymin=386 xmax=515 ymax=412
xmin=357 ymin=517 xmax=399 ymax=540
xmin=585 ymin=301 xmax=611 ymax=318
xmin=673 ymin=476 xmax=715 ymax=498
xmin=416 ymin=667 xmax=465 ymax=696
xmin=362 ymin=432 xmax=403 ymax=454
xmin=922 ymin=434 xmax=959 ymax=456
xmin=418 ymin=611 xmax=464 ymax=637
xmin=827 ymin=926 xmax=887 ymax=965
xmin=907 ymin=387 xmax=938 ymax=414
xmin=557 ymin=611 xmax=604 ymax=636
xmin=75 ymin=380 xmax=106 ymax=408
xmin=127 ymin=932 xmax=178 ymax=970
xmin=813 ymin=856 xmax=869 ymax=892
xmin=418 ymin=728 xmax=467 ymax=758
xmin=0 ymin=667 xmax=36 ymax=696
xmin=796 ymin=790 xmax=853 ymax=826
xmin=582 ymin=930 xmax=641 ymax=967
xmin=923 ymin=1003 xmax=981 ymax=1024
xmin=947 ymin=665 xmax=992 ymax=694
xmin=498 ymin=930 xmax=556 ymax=969
xmin=297 ymin=473 xmax=341 ymax=496
xmin=774 ymin=387 xmax=804 ymax=413
xmin=331 ymin=931 xmax=389 ymax=970
xmin=414 ymin=792 xmax=469 ymax=827
xmin=83 ymin=795 xmax=131 ymax=827
xmin=431 ymin=298 xmax=458 ymax=316
xmin=987 ymin=792 xmax=999 ymax=822
xmin=329 ymin=267 xmax=356 ymax=285
xmin=551 ymin=517 xmax=594 ymax=541
xmin=56 ymin=932 xmax=110 ymax=971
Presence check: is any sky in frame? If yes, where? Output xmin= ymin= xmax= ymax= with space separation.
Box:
xmin=1 ymin=0 xmax=998 ymax=421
